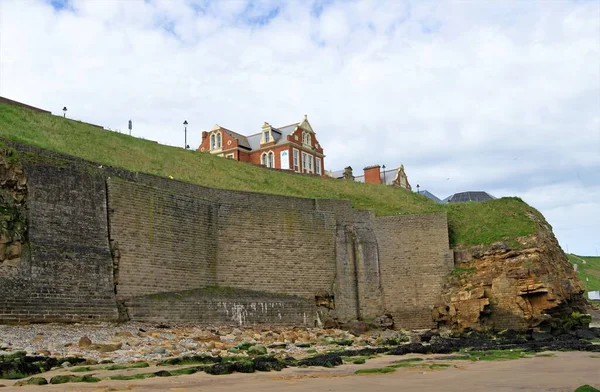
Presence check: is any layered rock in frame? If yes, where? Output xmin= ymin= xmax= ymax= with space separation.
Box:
xmin=0 ymin=146 xmax=27 ymax=276
xmin=434 ymin=212 xmax=587 ymax=331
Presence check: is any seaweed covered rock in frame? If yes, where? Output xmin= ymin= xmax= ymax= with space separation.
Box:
xmin=254 ymin=356 xmax=285 ymax=372
xmin=233 ymin=360 xmax=255 ymax=373
xmin=297 ymin=353 xmax=343 ymax=368
xmin=205 ymin=362 xmax=236 ymax=375
xmin=13 ymin=376 xmax=47 ymax=386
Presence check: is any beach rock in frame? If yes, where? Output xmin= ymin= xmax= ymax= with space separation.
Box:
xmin=247 ymin=345 xmax=267 ymax=356
xmin=78 ymin=336 xmax=92 ymax=348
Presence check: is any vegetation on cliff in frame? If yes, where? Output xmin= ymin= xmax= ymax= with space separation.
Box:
xmin=0 ymin=102 xmax=541 ymax=247
xmin=568 ymin=254 xmax=600 ymax=292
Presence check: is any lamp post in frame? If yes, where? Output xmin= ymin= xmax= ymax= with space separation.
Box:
xmin=62 ymin=107 xmax=67 ymax=118
xmin=416 ymin=184 xmax=420 ymax=194
xmin=382 ymin=164 xmax=386 ymax=185
xmin=183 ymin=120 xmax=188 ymax=149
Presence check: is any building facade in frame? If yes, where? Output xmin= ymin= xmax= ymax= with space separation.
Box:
xmin=197 ymin=115 xmax=325 ymax=175
xmin=329 ymin=164 xmax=412 ymax=190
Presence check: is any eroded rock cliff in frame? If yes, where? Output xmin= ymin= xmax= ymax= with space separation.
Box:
xmin=434 ymin=211 xmax=587 ymax=332
xmin=0 ymin=145 xmax=27 ymax=276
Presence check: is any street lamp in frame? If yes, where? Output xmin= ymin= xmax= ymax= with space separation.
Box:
xmin=62 ymin=107 xmax=67 ymax=118
xmin=183 ymin=120 xmax=188 ymax=149
xmin=416 ymin=184 xmax=420 ymax=194
xmin=382 ymin=164 xmax=386 ymax=185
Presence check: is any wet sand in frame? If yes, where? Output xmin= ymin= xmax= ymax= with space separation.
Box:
xmin=5 ymin=351 xmax=600 ymax=392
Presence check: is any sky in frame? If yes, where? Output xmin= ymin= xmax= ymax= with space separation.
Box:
xmin=0 ymin=0 xmax=599 ymax=255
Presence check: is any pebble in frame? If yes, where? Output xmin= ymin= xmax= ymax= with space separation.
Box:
xmin=0 ymin=322 xmax=401 ymax=364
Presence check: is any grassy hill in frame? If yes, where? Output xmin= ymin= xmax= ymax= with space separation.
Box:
xmin=0 ymin=101 xmax=540 ymax=247
xmin=568 ymin=254 xmax=600 ymax=293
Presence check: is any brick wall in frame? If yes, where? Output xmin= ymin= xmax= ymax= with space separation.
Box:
xmin=124 ymin=288 xmax=316 ymax=326
xmin=0 ymin=156 xmax=118 ymax=322
xmin=374 ymin=213 xmax=454 ymax=329
xmin=107 ymin=178 xmax=218 ymax=299
xmin=0 ymin=142 xmax=455 ymax=329
xmin=215 ymin=205 xmax=337 ymax=299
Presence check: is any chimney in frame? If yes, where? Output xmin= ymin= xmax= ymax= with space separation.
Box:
xmin=363 ymin=165 xmax=381 ymax=184
xmin=343 ymin=166 xmax=354 ymax=181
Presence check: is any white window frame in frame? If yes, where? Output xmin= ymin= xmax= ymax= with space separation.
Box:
xmin=316 ymin=157 xmax=321 ymax=175
xmin=293 ymin=148 xmax=299 ymax=172
xmin=264 ymin=131 xmax=270 ymax=143
xmin=216 ymin=132 xmax=222 ymax=148
xmin=211 ymin=134 xmax=216 ymax=150
xmin=301 ymin=152 xmax=307 ymax=172
xmin=261 ymin=152 xmax=267 ymax=166
xmin=268 ymin=151 xmax=274 ymax=168
xmin=226 ymin=153 xmax=234 ymax=159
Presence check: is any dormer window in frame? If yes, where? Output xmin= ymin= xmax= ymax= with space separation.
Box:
xmin=264 ymin=131 xmax=270 ymax=143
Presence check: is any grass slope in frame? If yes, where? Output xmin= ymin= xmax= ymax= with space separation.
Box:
xmin=568 ymin=254 xmax=600 ymax=293
xmin=0 ymin=102 xmax=540 ymax=247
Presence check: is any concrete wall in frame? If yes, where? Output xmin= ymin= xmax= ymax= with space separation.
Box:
xmin=374 ymin=213 xmax=454 ymax=329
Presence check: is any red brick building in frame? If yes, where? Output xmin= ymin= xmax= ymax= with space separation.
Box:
xmin=197 ymin=115 xmax=325 ymax=175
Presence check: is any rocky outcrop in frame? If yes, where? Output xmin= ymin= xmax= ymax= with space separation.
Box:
xmin=434 ymin=212 xmax=587 ymax=332
xmin=0 ymin=146 xmax=27 ymax=276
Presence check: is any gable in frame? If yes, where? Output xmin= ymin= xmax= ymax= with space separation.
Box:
xmin=298 ymin=116 xmax=314 ymax=133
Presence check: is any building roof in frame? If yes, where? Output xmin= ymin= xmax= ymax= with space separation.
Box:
xmin=220 ymin=127 xmax=252 ymax=149
xmin=246 ymin=123 xmax=299 ymax=150
xmin=443 ymin=191 xmax=496 ymax=203
xmin=418 ymin=190 xmax=442 ymax=203
xmin=329 ymin=167 xmax=402 ymax=185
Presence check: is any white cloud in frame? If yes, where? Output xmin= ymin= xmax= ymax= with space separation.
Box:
xmin=0 ymin=0 xmax=598 ymax=255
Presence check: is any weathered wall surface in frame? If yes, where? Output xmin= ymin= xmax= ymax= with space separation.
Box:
xmin=216 ymin=205 xmax=337 ymax=298
xmin=107 ymin=178 xmax=218 ymax=299
xmin=374 ymin=214 xmax=454 ymax=329
xmin=125 ymin=288 xmax=316 ymax=326
xmin=0 ymin=154 xmax=118 ymax=322
xmin=0 ymin=143 xmax=454 ymax=329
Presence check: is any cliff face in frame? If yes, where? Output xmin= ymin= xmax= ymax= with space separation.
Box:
xmin=434 ymin=212 xmax=587 ymax=331
xmin=0 ymin=146 xmax=27 ymax=277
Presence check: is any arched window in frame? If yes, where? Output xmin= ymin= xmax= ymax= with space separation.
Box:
xmin=211 ymin=134 xmax=216 ymax=150
xmin=303 ymin=132 xmax=310 ymax=145
xmin=217 ymin=133 xmax=222 ymax=148
xmin=268 ymin=151 xmax=274 ymax=168
xmin=261 ymin=153 xmax=268 ymax=166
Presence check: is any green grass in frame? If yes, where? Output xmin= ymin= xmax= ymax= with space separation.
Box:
xmin=568 ymin=254 xmax=600 ymax=292
xmin=0 ymin=102 xmax=545 ymax=247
